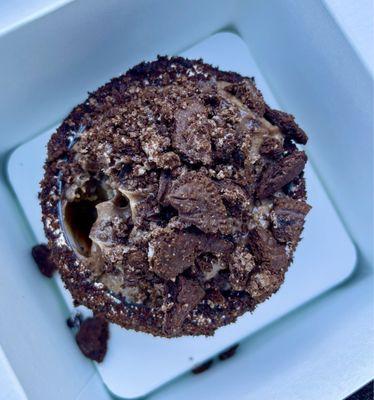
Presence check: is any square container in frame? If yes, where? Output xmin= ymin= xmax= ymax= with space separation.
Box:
xmin=0 ymin=1 xmax=372 ymax=400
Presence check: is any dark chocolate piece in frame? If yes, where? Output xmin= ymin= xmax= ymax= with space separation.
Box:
xmin=271 ymin=197 xmax=311 ymax=247
xmin=31 ymin=244 xmax=56 ymax=278
xmin=149 ymin=228 xmax=232 ymax=281
xmin=247 ymin=227 xmax=289 ymax=271
xmin=75 ymin=317 xmax=109 ymax=363
xmin=224 ymin=80 xmax=266 ymax=116
xmin=149 ymin=230 xmax=204 ymax=280
xmin=260 ymin=137 xmax=283 ymax=159
xmin=192 ymin=359 xmax=214 ymax=374
xmin=218 ymin=344 xmax=239 ymax=361
xmin=163 ymin=277 xmax=205 ymax=336
xmin=164 ymin=171 xmax=230 ymax=234
xmin=257 ymin=151 xmax=307 ymax=199
xmin=177 ymin=276 xmax=205 ymax=305
xmin=264 ymin=107 xmax=308 ymax=145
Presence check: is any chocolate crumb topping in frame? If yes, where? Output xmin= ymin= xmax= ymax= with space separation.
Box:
xmin=173 ymin=101 xmax=212 ymax=165
xmin=229 ymin=247 xmax=255 ymax=291
xmin=40 ymin=56 xmax=310 ymax=337
xmin=260 ymin=137 xmax=283 ymax=159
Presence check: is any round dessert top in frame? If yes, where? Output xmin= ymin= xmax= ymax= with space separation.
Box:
xmin=41 ymin=56 xmax=310 ymax=337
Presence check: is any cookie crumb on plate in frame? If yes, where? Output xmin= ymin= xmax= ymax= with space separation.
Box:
xmin=218 ymin=344 xmax=239 ymax=361
xmin=75 ymin=317 xmax=109 ymax=363
xmin=192 ymin=359 xmax=214 ymax=374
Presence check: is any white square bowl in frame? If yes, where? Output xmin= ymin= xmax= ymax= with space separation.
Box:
xmin=0 ymin=1 xmax=372 ymax=400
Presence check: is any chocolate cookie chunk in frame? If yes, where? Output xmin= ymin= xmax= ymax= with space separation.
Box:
xmin=173 ymin=102 xmax=212 ymax=165
xmin=163 ymin=171 xmax=230 ymax=234
xmin=40 ymin=56 xmax=310 ymax=337
xmin=75 ymin=317 xmax=109 ymax=363
xmin=192 ymin=359 xmax=214 ymax=374
xmin=257 ymin=151 xmax=307 ymax=199
xmin=149 ymin=230 xmax=205 ymax=280
xmin=264 ymin=107 xmax=308 ymax=145
xmin=163 ymin=277 xmax=205 ymax=336
xmin=247 ymin=227 xmax=289 ymax=271
xmin=149 ymin=227 xmax=232 ymax=281
xmin=270 ymin=198 xmax=311 ymax=249
xmin=218 ymin=344 xmax=240 ymax=361
xmin=31 ymin=244 xmax=56 ymax=278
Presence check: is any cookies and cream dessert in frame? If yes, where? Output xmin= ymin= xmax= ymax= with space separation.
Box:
xmin=41 ymin=57 xmax=310 ymax=337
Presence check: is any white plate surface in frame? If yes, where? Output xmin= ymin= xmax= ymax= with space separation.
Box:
xmin=7 ymin=32 xmax=356 ymax=399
